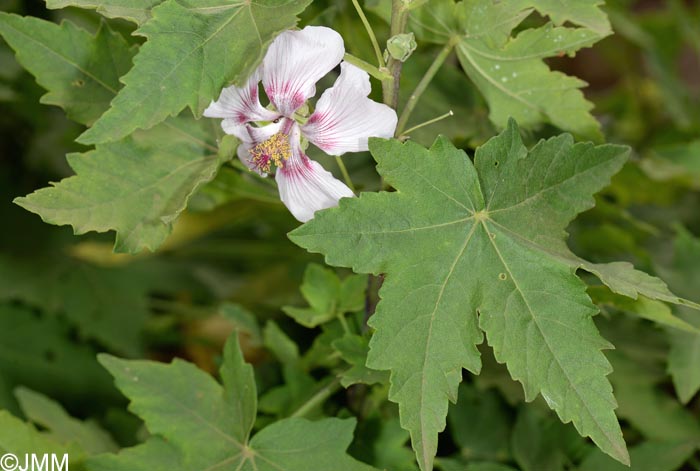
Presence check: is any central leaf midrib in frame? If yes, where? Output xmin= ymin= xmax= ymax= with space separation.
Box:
xmin=417 ymin=219 xmax=479 ymax=468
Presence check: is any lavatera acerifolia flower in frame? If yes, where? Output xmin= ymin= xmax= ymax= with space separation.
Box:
xmin=204 ymin=26 xmax=397 ymax=222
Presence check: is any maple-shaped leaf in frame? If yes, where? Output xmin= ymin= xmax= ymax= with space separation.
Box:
xmin=14 ymin=118 xmax=225 ymax=253
xmin=45 ymin=0 xmax=164 ymax=26
xmin=77 ymin=0 xmax=311 ymax=144
xmin=290 ymin=120 xmax=640 ymax=469
xmin=0 ymin=13 xmax=135 ymax=125
xmin=88 ymin=335 xmax=375 ymax=471
xmin=409 ymin=0 xmax=605 ymax=140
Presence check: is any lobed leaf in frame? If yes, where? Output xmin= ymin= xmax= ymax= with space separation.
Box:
xmin=409 ymin=0 xmax=606 ymax=139
xmin=77 ymin=0 xmax=312 ymax=144
xmin=15 ymin=119 xmax=226 ymax=253
xmin=91 ymin=335 xmax=374 ymax=470
xmin=0 ymin=13 xmax=135 ymax=125
xmin=290 ymin=121 xmax=636 ymax=469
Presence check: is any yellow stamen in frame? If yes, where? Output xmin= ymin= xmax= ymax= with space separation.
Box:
xmin=250 ymin=132 xmax=291 ymax=173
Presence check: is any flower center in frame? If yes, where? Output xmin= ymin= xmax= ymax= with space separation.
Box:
xmin=250 ymin=132 xmax=292 ymax=173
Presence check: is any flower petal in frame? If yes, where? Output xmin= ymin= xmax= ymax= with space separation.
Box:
xmin=204 ymin=69 xmax=279 ymax=124
xmin=276 ymin=127 xmax=354 ymax=222
xmin=230 ymin=122 xmax=283 ymax=175
xmin=263 ymin=26 xmax=344 ymax=117
xmin=302 ymin=62 xmax=398 ymax=155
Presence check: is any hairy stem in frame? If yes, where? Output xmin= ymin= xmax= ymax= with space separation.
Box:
xmin=351 ymin=0 xmax=386 ymax=67
xmin=381 ymin=0 xmax=410 ymax=113
xmin=396 ymin=39 xmax=455 ymax=134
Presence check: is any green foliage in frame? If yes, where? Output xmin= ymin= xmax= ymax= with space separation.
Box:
xmin=15 ymin=387 xmax=117 ymax=455
xmin=663 ymin=228 xmax=700 ymax=404
xmin=45 ymin=0 xmax=164 ymax=25
xmin=332 ymin=334 xmax=389 ymax=387
xmin=77 ymin=0 xmax=312 ymax=144
xmin=0 ymin=13 xmax=134 ymax=125
xmin=409 ymin=0 xmax=605 ymax=139
xmin=291 ymin=120 xmax=655 ymax=468
xmin=524 ymin=0 xmax=612 ymax=34
xmin=0 ymin=304 xmax=117 ymax=410
xmin=283 ymin=264 xmax=367 ymax=328
xmin=2 ymin=0 xmax=700 ymax=469
xmin=89 ymin=335 xmax=374 ymax=470
xmin=15 ymin=119 xmax=227 ymax=253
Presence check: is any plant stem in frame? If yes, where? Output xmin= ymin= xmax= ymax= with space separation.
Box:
xmin=351 ymin=0 xmax=386 ymax=68
xmin=382 ymin=0 xmax=410 ymax=112
xmin=290 ymin=375 xmax=344 ymax=418
xmin=335 ymin=156 xmax=356 ymax=193
xmin=337 ymin=312 xmax=351 ymax=334
xmin=396 ymin=39 xmax=455 ymax=134
xmin=401 ymin=110 xmax=454 ymax=136
xmin=343 ymin=53 xmax=391 ymax=81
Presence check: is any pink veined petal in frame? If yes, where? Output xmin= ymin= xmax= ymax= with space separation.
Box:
xmin=275 ymin=126 xmax=354 ymax=222
xmin=263 ymin=26 xmax=344 ymax=117
xmin=230 ymin=122 xmax=284 ymax=176
xmin=204 ymin=69 xmax=280 ymax=124
xmin=301 ymin=62 xmax=398 ymax=156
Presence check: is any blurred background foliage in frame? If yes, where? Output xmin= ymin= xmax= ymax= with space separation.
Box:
xmin=0 ymin=0 xmax=699 ymax=470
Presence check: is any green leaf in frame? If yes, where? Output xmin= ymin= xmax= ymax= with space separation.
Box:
xmin=290 ymin=121 xmax=633 ymax=469
xmin=332 ymin=334 xmax=389 ymax=387
xmin=523 ymin=0 xmax=612 ymax=34
xmin=608 ymin=352 xmax=700 ymax=442
xmin=45 ymin=0 xmax=164 ymax=26
xmin=15 ymin=387 xmax=118 ymax=454
xmin=263 ymin=320 xmax=300 ymax=366
xmin=92 ymin=334 xmax=374 ymax=470
xmin=0 ymin=13 xmax=135 ymax=125
xmin=86 ymin=438 xmax=181 ymax=471
xmin=589 ymin=286 xmax=700 ymax=334
xmin=663 ymin=228 xmax=700 ymax=403
xmin=579 ymin=441 xmax=697 ymax=471
xmin=283 ymin=264 xmax=367 ymax=328
xmin=408 ymin=0 xmax=606 ymax=139
xmin=511 ymin=405 xmax=586 ymax=471
xmin=77 ymin=0 xmax=312 ymax=144
xmin=447 ymin=385 xmax=511 ymax=461
xmin=580 ymin=260 xmax=699 ymax=309
xmin=0 ymin=304 xmax=117 ymax=407
xmin=456 ymin=22 xmax=604 ymax=140
xmin=15 ymin=119 xmax=227 ymax=253
xmin=0 ymin=410 xmax=77 ymax=461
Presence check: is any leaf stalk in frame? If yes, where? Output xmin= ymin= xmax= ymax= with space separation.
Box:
xmin=396 ymin=38 xmax=456 ymax=135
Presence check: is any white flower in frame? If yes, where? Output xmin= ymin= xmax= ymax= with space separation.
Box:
xmin=204 ymin=26 xmax=398 ymax=222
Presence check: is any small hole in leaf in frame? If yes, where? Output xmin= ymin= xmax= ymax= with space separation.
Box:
xmin=72 ymin=79 xmax=85 ymax=87
xmin=489 ymin=232 xmax=496 ymax=239
xmin=498 ymin=273 xmax=507 ymax=281
xmin=494 ymin=161 xmax=499 ymax=167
